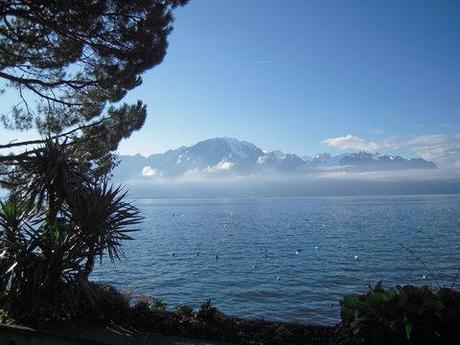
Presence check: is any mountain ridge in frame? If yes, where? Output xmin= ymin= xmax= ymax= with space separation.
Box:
xmin=114 ymin=137 xmax=437 ymax=181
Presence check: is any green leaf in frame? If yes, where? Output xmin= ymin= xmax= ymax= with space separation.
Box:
xmin=405 ymin=322 xmax=413 ymax=340
xmin=342 ymin=295 xmax=360 ymax=308
xmin=340 ymin=295 xmax=363 ymax=321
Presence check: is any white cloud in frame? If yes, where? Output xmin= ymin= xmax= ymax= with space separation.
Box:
xmin=142 ymin=166 xmax=161 ymax=177
xmin=204 ymin=160 xmax=235 ymax=173
xmin=217 ymin=161 xmax=235 ymax=170
xmin=322 ymin=134 xmax=380 ymax=152
xmin=321 ymin=133 xmax=460 ymax=167
xmin=316 ymin=168 xmax=459 ymax=181
xmin=404 ymin=134 xmax=460 ymax=165
xmin=257 ymin=156 xmax=268 ymax=164
xmin=184 ymin=168 xmax=200 ymax=176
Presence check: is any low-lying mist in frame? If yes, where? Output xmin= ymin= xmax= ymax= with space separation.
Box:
xmin=122 ymin=169 xmax=460 ymax=198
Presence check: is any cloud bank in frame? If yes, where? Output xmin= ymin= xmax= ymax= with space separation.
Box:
xmin=125 ymin=171 xmax=460 ymax=198
xmin=322 ymin=135 xmax=381 ymax=152
xmin=322 ymin=133 xmax=460 ymax=167
xmin=405 ymin=134 xmax=460 ymax=166
xmin=142 ymin=166 xmax=162 ymax=177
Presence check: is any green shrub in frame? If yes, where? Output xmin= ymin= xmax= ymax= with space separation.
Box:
xmin=87 ymin=283 xmax=130 ymax=321
xmin=0 ymin=141 xmax=141 ymax=321
xmin=0 ymin=308 xmax=7 ymax=323
xmin=175 ymin=304 xmax=195 ymax=319
xmin=339 ymin=282 xmax=460 ymax=345
xmin=196 ymin=299 xmax=221 ymax=323
xmin=151 ymin=298 xmax=167 ymax=313
xmin=129 ymin=301 xmax=157 ymax=329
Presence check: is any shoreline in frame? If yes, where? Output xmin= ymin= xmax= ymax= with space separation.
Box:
xmin=1 ymin=283 xmax=337 ymax=345
xmin=2 ymin=315 xmax=337 ymax=345
xmin=2 ymin=281 xmax=460 ymax=345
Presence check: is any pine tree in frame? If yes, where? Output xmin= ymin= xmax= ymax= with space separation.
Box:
xmin=0 ymin=0 xmax=188 ymax=173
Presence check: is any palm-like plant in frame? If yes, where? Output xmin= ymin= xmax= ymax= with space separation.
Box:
xmin=0 ymin=198 xmax=39 ymax=307
xmin=0 ymin=140 xmax=141 ymax=320
xmin=67 ymin=184 xmax=141 ymax=278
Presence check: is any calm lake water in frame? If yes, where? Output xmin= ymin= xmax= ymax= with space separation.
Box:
xmin=91 ymin=195 xmax=460 ymax=325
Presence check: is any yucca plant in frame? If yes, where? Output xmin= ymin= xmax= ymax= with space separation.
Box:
xmin=66 ymin=183 xmax=141 ymax=279
xmin=0 ymin=139 xmax=141 ymax=320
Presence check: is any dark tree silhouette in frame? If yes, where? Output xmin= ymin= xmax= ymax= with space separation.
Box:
xmin=0 ymin=139 xmax=143 ymax=319
xmin=0 ymin=0 xmax=188 ymax=173
xmin=0 ymin=1 xmax=189 ymax=318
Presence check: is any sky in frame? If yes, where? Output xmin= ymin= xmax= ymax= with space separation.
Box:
xmin=1 ymin=0 xmax=460 ymax=167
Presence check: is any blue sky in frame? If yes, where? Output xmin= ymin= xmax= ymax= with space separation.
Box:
xmin=2 ymin=0 xmax=460 ymax=165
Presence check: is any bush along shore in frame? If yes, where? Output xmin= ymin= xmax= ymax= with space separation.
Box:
xmin=1 ymin=283 xmax=335 ymax=345
xmin=2 ymin=282 xmax=460 ymax=345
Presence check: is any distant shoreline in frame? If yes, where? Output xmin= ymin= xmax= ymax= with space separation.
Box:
xmin=129 ymin=192 xmax=460 ymax=201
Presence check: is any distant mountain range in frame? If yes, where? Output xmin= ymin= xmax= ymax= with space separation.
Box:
xmin=114 ymin=137 xmax=437 ymax=181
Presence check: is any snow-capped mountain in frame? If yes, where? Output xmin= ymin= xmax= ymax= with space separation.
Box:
xmin=114 ymin=137 xmax=437 ymax=181
xmin=338 ymin=151 xmax=437 ymax=170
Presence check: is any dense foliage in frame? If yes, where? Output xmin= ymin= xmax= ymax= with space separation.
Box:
xmin=338 ymin=282 xmax=460 ymax=345
xmin=0 ymin=0 xmax=188 ymax=173
xmin=68 ymin=284 xmax=334 ymax=345
xmin=0 ymin=140 xmax=141 ymax=320
xmin=0 ymin=0 xmax=188 ymax=324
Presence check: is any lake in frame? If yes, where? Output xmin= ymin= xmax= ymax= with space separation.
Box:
xmin=91 ymin=194 xmax=460 ymax=325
